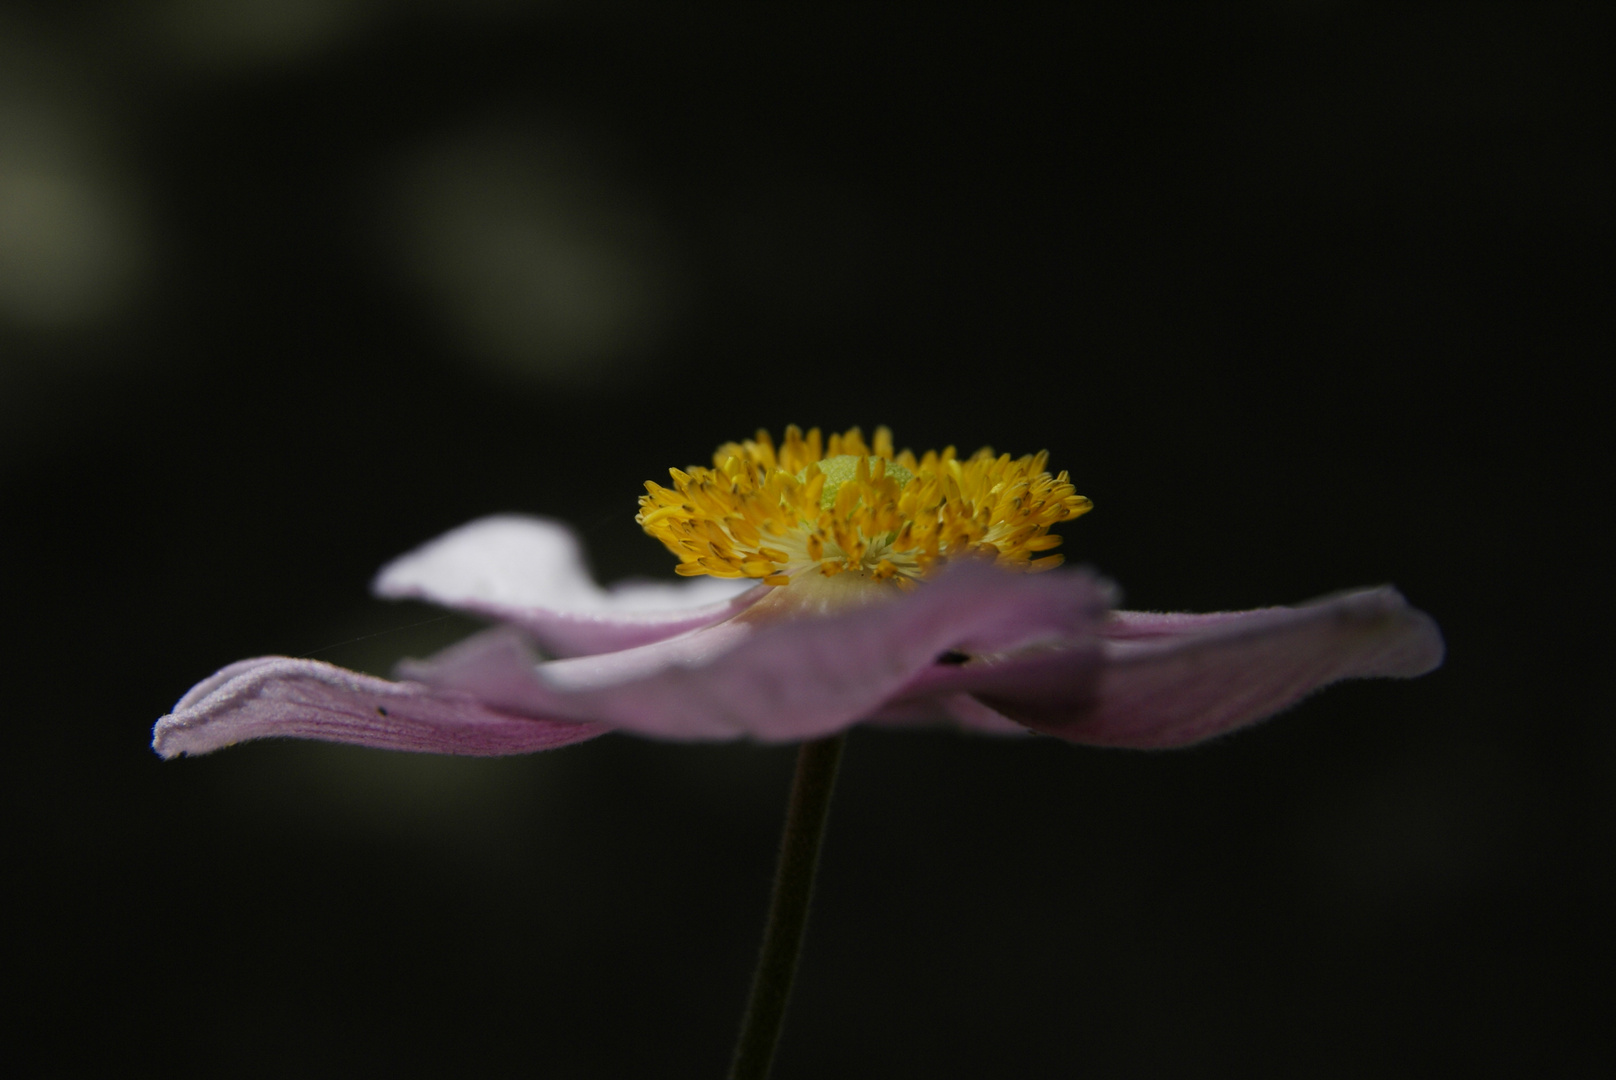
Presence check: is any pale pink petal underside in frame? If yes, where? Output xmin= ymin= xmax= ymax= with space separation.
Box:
xmin=402 ymin=563 xmax=1113 ymax=742
xmin=372 ymin=515 xmax=763 ymax=656
xmin=153 ymin=657 xmax=607 ymax=759
xmin=976 ymin=586 xmax=1444 ymax=748
xmin=866 ymin=693 xmax=1033 ymax=735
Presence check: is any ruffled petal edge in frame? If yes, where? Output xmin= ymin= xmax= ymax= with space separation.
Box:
xmin=974 ymin=585 xmax=1444 ymax=748
xmin=153 ymin=657 xmax=607 ymax=759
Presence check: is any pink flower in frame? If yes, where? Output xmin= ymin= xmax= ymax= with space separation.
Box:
xmin=153 ymin=428 xmax=1442 ymax=759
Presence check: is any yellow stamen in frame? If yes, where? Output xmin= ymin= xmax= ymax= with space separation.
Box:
xmin=636 ymin=425 xmax=1093 ymax=588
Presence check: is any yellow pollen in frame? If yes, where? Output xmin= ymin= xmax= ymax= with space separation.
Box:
xmin=635 ymin=425 xmax=1093 ymax=587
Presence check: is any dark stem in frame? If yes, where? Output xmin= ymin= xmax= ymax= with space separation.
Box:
xmin=727 ymin=733 xmax=848 ymax=1080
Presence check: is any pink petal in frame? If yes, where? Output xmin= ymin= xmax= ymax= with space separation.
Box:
xmin=372 ymin=515 xmax=764 ymax=656
xmin=401 ymin=563 xmax=1114 ymax=742
xmin=867 ymin=693 xmax=1033 ymax=736
xmin=959 ymin=586 xmax=1444 ymax=749
xmin=153 ymin=657 xmax=607 ymax=759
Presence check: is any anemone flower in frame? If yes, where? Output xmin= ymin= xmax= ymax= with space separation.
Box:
xmin=152 ymin=425 xmax=1443 ymax=1080
xmin=154 ymin=426 xmax=1441 ymax=759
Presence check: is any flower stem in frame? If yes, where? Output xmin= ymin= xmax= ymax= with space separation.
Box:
xmin=728 ymin=733 xmax=847 ymax=1080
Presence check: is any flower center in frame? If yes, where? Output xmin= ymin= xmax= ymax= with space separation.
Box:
xmin=636 ymin=425 xmax=1092 ymax=589
xmin=809 ymin=455 xmax=915 ymax=511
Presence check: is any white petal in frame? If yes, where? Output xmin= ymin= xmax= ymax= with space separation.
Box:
xmin=373 ymin=515 xmax=762 ymax=656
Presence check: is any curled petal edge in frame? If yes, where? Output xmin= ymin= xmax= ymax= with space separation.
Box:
xmin=153 ymin=657 xmax=607 ymax=759
xmin=939 ymin=585 xmax=1443 ymax=749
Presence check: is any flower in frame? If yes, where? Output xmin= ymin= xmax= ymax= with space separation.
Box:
xmin=153 ymin=427 xmax=1443 ymax=759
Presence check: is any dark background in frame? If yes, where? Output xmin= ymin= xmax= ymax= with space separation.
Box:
xmin=3 ymin=4 xmax=1609 ymax=1076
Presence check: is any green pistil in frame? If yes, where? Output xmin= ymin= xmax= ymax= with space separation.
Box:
xmin=811 ymin=455 xmax=914 ymax=510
